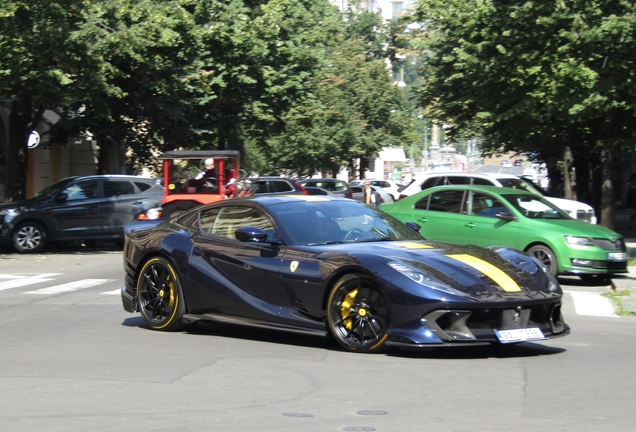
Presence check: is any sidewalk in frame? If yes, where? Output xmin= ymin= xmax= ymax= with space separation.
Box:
xmin=608 ymin=210 xmax=636 ymax=315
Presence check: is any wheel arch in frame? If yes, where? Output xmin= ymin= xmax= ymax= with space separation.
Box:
xmin=133 ymin=252 xmax=190 ymax=313
xmin=12 ymin=217 xmax=52 ymax=239
xmin=523 ymin=241 xmax=561 ymax=273
xmin=320 ymin=267 xmax=383 ymax=318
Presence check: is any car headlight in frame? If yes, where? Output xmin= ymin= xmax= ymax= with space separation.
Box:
xmin=388 ymin=261 xmax=467 ymax=297
xmin=0 ymin=208 xmax=18 ymax=220
xmin=564 ymin=235 xmax=594 ymax=246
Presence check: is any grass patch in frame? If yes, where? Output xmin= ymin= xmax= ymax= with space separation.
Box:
xmin=602 ymin=289 xmax=636 ymax=316
xmin=629 ymin=257 xmax=636 ymax=267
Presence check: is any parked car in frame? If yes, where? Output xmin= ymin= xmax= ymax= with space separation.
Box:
xmin=398 ymin=171 xmax=597 ymax=224
xmin=298 ymin=178 xmax=352 ymax=198
xmin=121 ymin=195 xmax=569 ymax=352
xmin=350 ymin=179 xmax=401 ymax=200
xmin=382 ymin=185 xmax=626 ymax=281
xmin=0 ymin=175 xmax=163 ymax=253
xmin=245 ymin=177 xmax=308 ymax=195
xmin=350 ymin=185 xmax=393 ymax=205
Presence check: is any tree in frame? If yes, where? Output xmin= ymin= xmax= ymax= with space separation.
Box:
xmin=0 ymin=0 xmax=90 ymax=201
xmin=411 ymin=0 xmax=636 ymax=227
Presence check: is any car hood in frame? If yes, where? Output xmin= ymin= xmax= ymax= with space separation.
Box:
xmin=545 ymin=196 xmax=593 ymax=211
xmin=312 ymin=240 xmax=560 ymax=302
xmin=528 ymin=218 xmax=622 ymax=240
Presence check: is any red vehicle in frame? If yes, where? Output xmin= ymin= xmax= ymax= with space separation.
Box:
xmin=150 ymin=150 xmax=242 ymax=219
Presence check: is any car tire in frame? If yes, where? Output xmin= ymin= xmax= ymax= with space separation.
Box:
xmin=12 ymin=222 xmax=46 ymax=253
xmin=327 ymin=274 xmax=389 ymax=353
xmin=526 ymin=244 xmax=558 ymax=276
xmin=137 ymin=257 xmax=188 ymax=331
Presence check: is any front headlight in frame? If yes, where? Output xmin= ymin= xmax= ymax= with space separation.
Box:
xmin=0 ymin=208 xmax=18 ymax=220
xmin=564 ymin=235 xmax=594 ymax=246
xmin=388 ymin=261 xmax=467 ymax=297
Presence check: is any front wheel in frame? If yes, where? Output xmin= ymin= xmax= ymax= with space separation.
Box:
xmin=327 ymin=274 xmax=390 ymax=353
xmin=12 ymin=222 xmax=46 ymax=253
xmin=526 ymin=244 xmax=558 ymax=276
xmin=137 ymin=257 xmax=187 ymax=331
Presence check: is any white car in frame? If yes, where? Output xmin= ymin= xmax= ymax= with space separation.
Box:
xmin=350 ymin=179 xmax=400 ymax=201
xmin=398 ymin=171 xmax=597 ymax=224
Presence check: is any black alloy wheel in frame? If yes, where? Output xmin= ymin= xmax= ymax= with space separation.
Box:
xmin=526 ymin=244 xmax=558 ymax=276
xmin=12 ymin=222 xmax=46 ymax=253
xmin=327 ymin=274 xmax=390 ymax=353
xmin=137 ymin=257 xmax=187 ymax=331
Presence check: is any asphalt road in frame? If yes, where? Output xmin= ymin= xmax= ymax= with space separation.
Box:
xmin=1 ymin=249 xmax=635 ymax=432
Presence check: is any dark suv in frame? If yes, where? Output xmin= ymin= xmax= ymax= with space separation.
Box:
xmin=0 ymin=175 xmax=163 ymax=253
xmin=298 ymin=178 xmax=352 ymax=198
xmin=247 ymin=177 xmax=308 ymax=195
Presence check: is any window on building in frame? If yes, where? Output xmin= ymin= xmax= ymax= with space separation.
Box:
xmin=392 ymin=2 xmax=403 ymax=20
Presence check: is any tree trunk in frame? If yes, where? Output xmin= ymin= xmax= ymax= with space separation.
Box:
xmin=6 ymin=98 xmax=31 ymax=202
xmin=599 ymin=145 xmax=615 ymax=229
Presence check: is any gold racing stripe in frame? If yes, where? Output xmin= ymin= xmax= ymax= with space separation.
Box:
xmin=447 ymin=254 xmax=521 ymax=292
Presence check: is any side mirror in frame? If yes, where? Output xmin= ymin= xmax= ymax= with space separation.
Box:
xmin=495 ymin=211 xmax=517 ymax=221
xmin=55 ymin=193 xmax=68 ymax=203
xmin=405 ymin=221 xmax=421 ymax=233
xmin=235 ymin=226 xmax=269 ymax=243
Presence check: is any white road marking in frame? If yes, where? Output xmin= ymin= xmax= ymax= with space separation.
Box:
xmin=565 ymin=291 xmax=618 ymax=317
xmin=0 ymin=274 xmax=61 ymax=291
xmin=101 ymin=289 xmax=121 ymax=295
xmin=24 ymin=279 xmax=114 ymax=295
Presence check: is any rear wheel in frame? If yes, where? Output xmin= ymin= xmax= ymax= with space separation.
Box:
xmin=327 ymin=274 xmax=389 ymax=353
xmin=137 ymin=257 xmax=187 ymax=331
xmin=526 ymin=244 xmax=558 ymax=276
xmin=12 ymin=222 xmax=46 ymax=253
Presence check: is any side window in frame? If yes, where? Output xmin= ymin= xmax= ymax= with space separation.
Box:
xmin=104 ymin=180 xmax=135 ymax=197
xmin=199 ymin=208 xmax=221 ymax=233
xmin=272 ymin=180 xmax=293 ymax=192
xmin=210 ymin=206 xmax=275 ymax=241
xmin=135 ymin=182 xmax=152 ymax=192
xmin=445 ymin=176 xmax=470 ymax=185
xmin=251 ymin=181 xmax=269 ymax=194
xmin=333 ymin=181 xmax=346 ymax=192
xmin=428 ymin=190 xmax=465 ymax=213
xmin=420 ymin=177 xmax=440 ymax=190
xmin=414 ymin=196 xmax=429 ymax=210
xmin=469 ymin=192 xmax=507 ymax=218
xmin=471 ymin=177 xmax=494 ymax=186
xmin=61 ymin=180 xmax=99 ymax=201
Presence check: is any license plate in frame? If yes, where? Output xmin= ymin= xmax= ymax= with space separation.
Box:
xmin=495 ymin=328 xmax=545 ymax=343
xmin=607 ymin=252 xmax=627 ymax=262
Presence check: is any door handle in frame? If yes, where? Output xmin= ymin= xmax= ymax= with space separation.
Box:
xmin=417 ymin=217 xmax=428 ymax=223
xmin=465 ymin=222 xmax=475 ymax=228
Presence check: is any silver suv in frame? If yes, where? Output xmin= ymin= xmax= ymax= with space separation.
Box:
xmin=399 ymin=172 xmax=597 ymax=224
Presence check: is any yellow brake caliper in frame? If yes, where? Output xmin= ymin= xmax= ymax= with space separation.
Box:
xmin=341 ymin=289 xmax=358 ymax=330
xmin=168 ymin=277 xmax=175 ymax=307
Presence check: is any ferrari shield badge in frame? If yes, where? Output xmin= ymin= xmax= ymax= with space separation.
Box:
xmin=290 ymin=261 xmax=299 ymax=272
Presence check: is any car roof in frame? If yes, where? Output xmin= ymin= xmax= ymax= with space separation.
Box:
xmin=160 ymin=150 xmax=241 ymax=160
xmin=423 ymin=184 xmax=537 ymax=196
xmin=221 ymin=194 xmax=351 ymax=205
xmin=69 ymin=174 xmax=160 ymax=182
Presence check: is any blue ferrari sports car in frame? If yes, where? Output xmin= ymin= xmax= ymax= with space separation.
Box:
xmin=121 ymin=195 xmax=569 ymax=353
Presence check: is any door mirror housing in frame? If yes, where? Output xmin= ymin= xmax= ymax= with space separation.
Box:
xmin=235 ymin=226 xmax=269 ymax=243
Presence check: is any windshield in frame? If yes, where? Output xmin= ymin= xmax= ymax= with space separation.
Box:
xmin=497 ymin=178 xmax=544 ymax=196
xmin=30 ymin=178 xmax=77 ymax=200
xmin=268 ymin=199 xmax=421 ymax=245
xmin=500 ymin=193 xmax=570 ymax=220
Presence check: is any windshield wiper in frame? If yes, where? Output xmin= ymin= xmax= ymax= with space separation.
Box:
xmin=307 ymin=240 xmax=345 ymax=245
xmin=358 ymin=236 xmax=395 ymax=242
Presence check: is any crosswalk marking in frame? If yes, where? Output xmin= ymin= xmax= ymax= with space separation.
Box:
xmin=101 ymin=289 xmax=121 ymax=295
xmin=565 ymin=290 xmax=618 ymax=317
xmin=0 ymin=274 xmax=61 ymax=291
xmin=24 ymin=279 xmax=114 ymax=295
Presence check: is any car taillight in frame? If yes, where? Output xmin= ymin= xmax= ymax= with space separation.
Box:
xmin=398 ymin=194 xmax=408 ymax=200
xmin=295 ymin=182 xmax=308 ymax=195
xmin=345 ymin=190 xmax=352 ymax=198
xmin=138 ymin=208 xmax=162 ymax=220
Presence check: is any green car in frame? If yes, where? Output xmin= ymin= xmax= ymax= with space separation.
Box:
xmin=381 ymin=185 xmax=627 ymax=281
